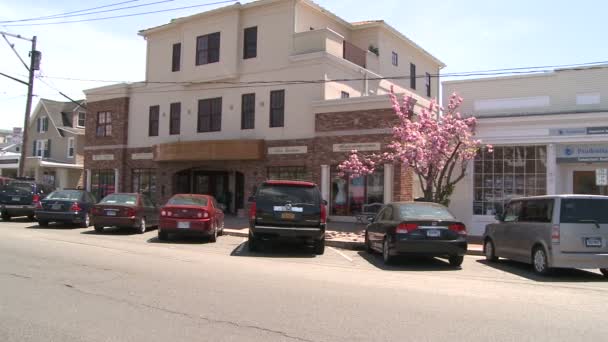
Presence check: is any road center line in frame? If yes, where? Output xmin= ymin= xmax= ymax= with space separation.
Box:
xmin=329 ymin=247 xmax=353 ymax=262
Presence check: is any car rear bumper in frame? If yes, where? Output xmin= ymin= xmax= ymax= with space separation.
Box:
xmin=93 ymin=216 xmax=139 ymax=228
xmin=551 ymin=251 xmax=608 ymax=269
xmin=159 ymin=218 xmax=213 ymax=235
xmin=250 ymin=225 xmax=325 ymax=240
xmin=35 ymin=211 xmax=87 ymax=223
xmin=1 ymin=204 xmax=35 ymax=216
xmin=390 ymin=239 xmax=468 ymax=257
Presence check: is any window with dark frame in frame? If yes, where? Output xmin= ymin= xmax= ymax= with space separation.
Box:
xmin=172 ymin=43 xmax=181 ymax=72
xmin=96 ymin=112 xmax=112 ymax=137
xmin=196 ymin=32 xmax=220 ymax=65
xmin=269 ymin=90 xmax=285 ymax=128
xmin=91 ymin=169 xmax=115 ymax=201
xmin=341 ymin=91 xmax=350 ymax=99
xmin=197 ymin=97 xmax=222 ymax=132
xmin=132 ymin=169 xmax=157 ymax=201
xmin=392 ymin=51 xmax=398 ymax=66
xmin=241 ymin=93 xmax=255 ymax=130
xmin=148 ymin=105 xmax=159 ymax=137
xmin=169 ymin=102 xmax=181 ymax=135
xmin=267 ymin=166 xmax=310 ymax=181
xmin=410 ymin=63 xmax=416 ymax=89
xmin=425 ymin=72 xmax=431 ymax=97
xmin=243 ymin=26 xmax=257 ymax=59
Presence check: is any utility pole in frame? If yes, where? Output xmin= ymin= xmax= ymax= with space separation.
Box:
xmin=1 ymin=31 xmax=39 ymax=178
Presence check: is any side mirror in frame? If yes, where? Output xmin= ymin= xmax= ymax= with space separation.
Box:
xmin=248 ymin=196 xmax=255 ymax=202
xmin=322 ymin=199 xmax=328 ymax=206
xmin=367 ymin=216 xmax=374 ymax=223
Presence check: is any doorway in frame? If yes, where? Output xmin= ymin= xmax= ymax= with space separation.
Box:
xmin=193 ymin=171 xmax=229 ymax=207
xmin=573 ymin=171 xmax=608 ymax=195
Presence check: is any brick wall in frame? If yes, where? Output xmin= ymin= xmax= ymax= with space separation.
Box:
xmin=85 ymin=97 xmax=129 ymax=147
xmin=315 ymin=108 xmax=397 ymax=132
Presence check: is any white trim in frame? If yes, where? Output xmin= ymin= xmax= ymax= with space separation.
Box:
xmin=76 ymin=111 xmax=86 ymax=128
xmin=67 ymin=137 xmax=75 ymax=159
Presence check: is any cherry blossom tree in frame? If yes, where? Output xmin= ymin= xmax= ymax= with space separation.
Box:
xmin=338 ymin=89 xmax=492 ymax=206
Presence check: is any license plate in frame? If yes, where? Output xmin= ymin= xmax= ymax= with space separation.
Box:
xmin=585 ymin=238 xmax=602 ymax=247
xmin=426 ymin=229 xmax=441 ymax=237
xmin=11 ymin=197 xmax=19 ymax=202
xmin=177 ymin=221 xmax=190 ymax=229
xmin=106 ymin=210 xmax=117 ymax=216
xmin=281 ymin=213 xmax=295 ymax=220
xmin=52 ymin=204 xmax=62 ymax=210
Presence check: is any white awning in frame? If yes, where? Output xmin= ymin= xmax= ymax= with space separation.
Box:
xmin=39 ymin=160 xmax=83 ymax=169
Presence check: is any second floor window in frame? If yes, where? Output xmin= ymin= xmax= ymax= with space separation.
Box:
xmin=270 ymin=90 xmax=285 ymax=128
xmin=410 ymin=63 xmax=416 ymax=90
xmin=96 ymin=112 xmax=112 ymax=137
xmin=170 ymin=102 xmax=181 ymax=135
xmin=37 ymin=116 xmax=48 ymax=133
xmin=425 ymin=72 xmax=431 ymax=97
xmin=198 ymin=97 xmax=222 ymax=132
xmin=392 ymin=52 xmax=398 ymax=66
xmin=172 ymin=43 xmax=181 ymax=72
xmin=243 ymin=26 xmax=257 ymax=59
xmin=67 ymin=137 xmax=75 ymax=158
xmin=148 ymin=105 xmax=159 ymax=137
xmin=33 ymin=139 xmax=50 ymax=158
xmin=241 ymin=93 xmax=255 ymax=130
xmin=77 ymin=112 xmax=86 ymax=127
xmin=196 ymin=32 xmax=220 ymax=65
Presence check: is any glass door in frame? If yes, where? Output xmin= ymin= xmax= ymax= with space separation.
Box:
xmin=573 ymin=171 xmax=608 ymax=195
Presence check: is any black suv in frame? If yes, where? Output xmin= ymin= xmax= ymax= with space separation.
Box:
xmin=248 ymin=180 xmax=327 ymax=254
xmin=0 ymin=179 xmax=55 ymax=221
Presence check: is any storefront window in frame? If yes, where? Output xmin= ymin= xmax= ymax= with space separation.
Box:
xmin=132 ymin=169 xmax=157 ymax=202
xmin=331 ymin=167 xmax=384 ymax=216
xmin=474 ymin=145 xmax=547 ymax=216
xmin=267 ymin=166 xmax=310 ymax=181
xmin=91 ymin=169 xmax=115 ymax=201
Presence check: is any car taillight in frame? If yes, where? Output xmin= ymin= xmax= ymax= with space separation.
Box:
xmin=125 ymin=208 xmax=136 ymax=217
xmin=32 ymin=194 xmax=40 ymax=204
xmin=449 ymin=223 xmax=467 ymax=236
xmin=161 ymin=209 xmax=173 ymax=217
xmin=70 ymin=202 xmax=82 ymax=212
xmin=161 ymin=210 xmax=167 ymax=217
xmin=396 ymin=223 xmax=418 ymax=234
xmin=320 ymin=203 xmax=327 ymax=224
xmin=551 ymin=224 xmax=560 ymax=244
xmin=196 ymin=210 xmax=210 ymax=219
xmin=249 ymin=202 xmax=257 ymax=220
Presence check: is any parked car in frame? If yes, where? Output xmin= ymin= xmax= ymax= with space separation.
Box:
xmin=248 ymin=180 xmax=327 ymax=254
xmin=92 ymin=193 xmax=159 ymax=234
xmin=35 ymin=189 xmax=96 ymax=227
xmin=484 ymin=195 xmax=608 ymax=277
xmin=0 ymin=180 xmax=54 ymax=221
xmin=158 ymin=194 xmax=224 ymax=242
xmin=0 ymin=176 xmax=13 ymax=187
xmin=365 ymin=202 xmax=467 ymax=266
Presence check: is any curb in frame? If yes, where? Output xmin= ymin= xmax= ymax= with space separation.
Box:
xmin=224 ymin=230 xmax=484 ymax=255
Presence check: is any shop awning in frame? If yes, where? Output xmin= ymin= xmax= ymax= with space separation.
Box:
xmin=155 ymin=139 xmax=265 ymax=162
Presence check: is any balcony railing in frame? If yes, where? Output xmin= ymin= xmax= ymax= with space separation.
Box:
xmin=342 ymin=41 xmax=366 ymax=68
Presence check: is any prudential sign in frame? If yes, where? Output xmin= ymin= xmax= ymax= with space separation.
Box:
xmin=557 ymin=144 xmax=608 ymax=163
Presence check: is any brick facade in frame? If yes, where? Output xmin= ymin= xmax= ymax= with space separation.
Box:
xmin=315 ymin=108 xmax=397 ymax=132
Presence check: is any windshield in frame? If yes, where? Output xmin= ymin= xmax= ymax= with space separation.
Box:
xmin=168 ymin=195 xmax=208 ymax=206
xmin=560 ymin=198 xmax=608 ymax=224
xmin=257 ymin=185 xmax=319 ymax=205
xmin=397 ymin=203 xmax=456 ymax=221
xmin=100 ymin=194 xmax=138 ymax=205
xmin=46 ymin=190 xmax=82 ymax=201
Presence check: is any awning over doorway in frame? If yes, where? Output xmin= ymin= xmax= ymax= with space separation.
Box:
xmin=155 ymin=139 xmax=265 ymax=162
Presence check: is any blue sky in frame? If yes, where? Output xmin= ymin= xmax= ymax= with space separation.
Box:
xmin=1 ymin=0 xmax=607 ymax=130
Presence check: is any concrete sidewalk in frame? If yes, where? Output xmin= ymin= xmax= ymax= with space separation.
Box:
xmin=223 ymin=216 xmax=483 ymax=255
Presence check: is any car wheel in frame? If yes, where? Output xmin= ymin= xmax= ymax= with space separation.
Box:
xmin=38 ymin=220 xmax=49 ymax=227
xmin=484 ymin=239 xmax=498 ymax=262
xmin=138 ymin=217 xmax=146 ymax=234
xmin=94 ymin=225 xmax=104 ymax=233
xmin=1 ymin=213 xmax=10 ymax=221
xmin=248 ymin=231 xmax=257 ymax=252
xmin=209 ymin=223 xmax=218 ymax=243
xmin=382 ymin=238 xmax=394 ymax=265
xmin=449 ymin=255 xmax=464 ymax=267
xmin=314 ymin=237 xmax=325 ymax=255
xmin=365 ymin=232 xmax=374 ymax=254
xmin=158 ymin=230 xmax=169 ymax=241
xmin=27 ymin=214 xmax=36 ymax=221
xmin=599 ymin=268 xmax=608 ymax=278
xmin=532 ymin=246 xmax=551 ymax=275
xmin=80 ymin=214 xmax=91 ymax=228
xmin=218 ymin=222 xmax=224 ymax=236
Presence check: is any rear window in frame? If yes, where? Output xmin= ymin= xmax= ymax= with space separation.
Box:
xmin=100 ymin=194 xmax=138 ymax=205
xmin=257 ymin=184 xmax=319 ymax=205
xmin=46 ymin=190 xmax=83 ymax=201
xmin=168 ymin=196 xmax=208 ymax=206
xmin=560 ymin=199 xmax=608 ymax=224
xmin=4 ymin=182 xmax=34 ymax=192
xmin=397 ymin=203 xmax=455 ymax=221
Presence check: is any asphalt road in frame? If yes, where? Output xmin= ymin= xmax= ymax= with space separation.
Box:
xmin=1 ymin=218 xmax=608 ymax=342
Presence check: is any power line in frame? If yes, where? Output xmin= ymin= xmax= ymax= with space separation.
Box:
xmin=0 ymin=0 xmax=141 ymax=23
xmin=3 ymin=0 xmax=237 ymax=26
xmin=35 ymin=71 xmax=86 ymax=109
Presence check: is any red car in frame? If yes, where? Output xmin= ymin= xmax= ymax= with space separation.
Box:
xmin=158 ymin=194 xmax=225 ymax=242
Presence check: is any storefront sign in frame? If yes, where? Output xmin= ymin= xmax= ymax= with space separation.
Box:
xmin=550 ymin=126 xmax=608 ymax=136
xmin=557 ymin=144 xmax=608 ymax=163
xmin=92 ymin=154 xmax=114 ymax=161
xmin=267 ymin=146 xmax=308 ymax=155
xmin=333 ymin=142 xmax=381 ymax=152
xmin=587 ymin=127 xmax=608 ymax=135
xmin=131 ymin=152 xmax=153 ymax=160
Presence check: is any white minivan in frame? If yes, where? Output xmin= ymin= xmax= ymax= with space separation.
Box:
xmin=483 ymin=195 xmax=608 ymax=276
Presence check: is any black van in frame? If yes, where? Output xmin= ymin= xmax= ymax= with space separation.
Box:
xmin=0 ymin=180 xmax=55 ymax=221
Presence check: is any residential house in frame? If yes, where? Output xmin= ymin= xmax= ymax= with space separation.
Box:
xmin=84 ymin=0 xmax=444 ymax=218
xmin=24 ymin=99 xmax=86 ymax=189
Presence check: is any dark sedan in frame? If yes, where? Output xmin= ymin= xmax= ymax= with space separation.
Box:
xmin=365 ymin=202 xmax=468 ymax=266
xmin=35 ymin=189 xmax=96 ymax=227
xmin=158 ymin=194 xmax=225 ymax=242
xmin=92 ymin=193 xmax=159 ymax=234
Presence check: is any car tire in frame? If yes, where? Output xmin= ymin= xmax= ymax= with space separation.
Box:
xmin=449 ymin=255 xmax=464 ymax=267
xmin=599 ymin=268 xmax=608 ymax=278
xmin=218 ymin=223 xmax=224 ymax=236
xmin=209 ymin=223 xmax=218 ymax=243
xmin=382 ymin=238 xmax=394 ymax=265
xmin=314 ymin=238 xmax=325 ymax=255
xmin=138 ymin=217 xmax=146 ymax=234
xmin=27 ymin=214 xmax=36 ymax=221
xmin=532 ymin=246 xmax=551 ymax=276
xmin=365 ymin=232 xmax=374 ymax=254
xmin=158 ymin=230 xmax=169 ymax=241
xmin=94 ymin=225 xmax=104 ymax=233
xmin=38 ymin=220 xmax=49 ymax=227
xmin=248 ymin=231 xmax=257 ymax=252
xmin=484 ymin=239 xmax=498 ymax=262
xmin=1 ymin=213 xmax=10 ymax=221
xmin=80 ymin=214 xmax=91 ymax=228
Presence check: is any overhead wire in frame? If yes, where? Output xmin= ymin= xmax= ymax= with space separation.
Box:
xmin=0 ymin=0 xmax=142 ymax=23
